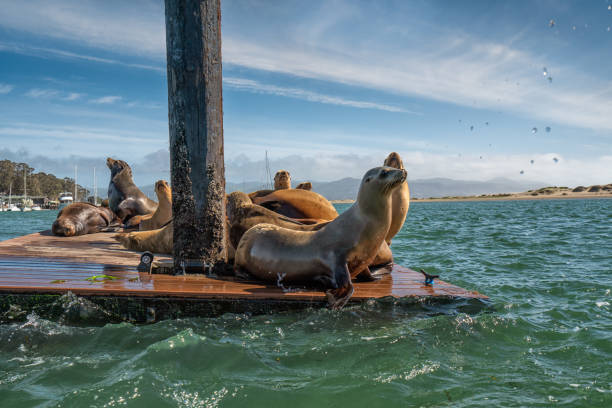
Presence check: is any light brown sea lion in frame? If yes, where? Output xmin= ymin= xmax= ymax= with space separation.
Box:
xmin=247 ymin=170 xmax=292 ymax=200
xmin=296 ymin=181 xmax=312 ymax=191
xmin=106 ymin=158 xmax=157 ymax=222
xmin=274 ymin=170 xmax=291 ymax=190
xmin=252 ymin=189 xmax=338 ymax=220
xmin=52 ymin=202 xmax=120 ymax=237
xmin=115 ymin=222 xmax=173 ymax=254
xmin=227 ymin=191 xmax=392 ymax=267
xmin=235 ymin=166 xmax=407 ymax=309
xmin=383 ymin=152 xmax=410 ymax=244
xmin=226 ymin=191 xmax=328 ymax=250
xmin=126 ymin=180 xmax=172 ymax=230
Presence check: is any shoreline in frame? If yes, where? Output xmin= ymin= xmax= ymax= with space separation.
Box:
xmin=332 ymin=193 xmax=612 ymax=204
xmin=411 ymin=193 xmax=612 ymax=203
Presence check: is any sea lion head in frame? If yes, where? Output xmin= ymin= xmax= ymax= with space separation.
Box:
xmin=51 ymin=218 xmax=77 ymax=237
xmin=383 ymin=152 xmax=404 ymax=170
xmin=226 ymin=191 xmax=252 ymax=221
xmin=274 ymin=170 xmax=291 ymax=190
xmin=106 ymin=157 xmax=132 ymax=178
xmin=155 ymin=179 xmax=171 ymax=197
xmin=358 ymin=166 xmax=407 ymax=211
xmin=296 ymin=181 xmax=312 ymax=191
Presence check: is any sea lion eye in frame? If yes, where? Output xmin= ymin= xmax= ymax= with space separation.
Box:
xmin=365 ymin=177 xmax=372 ymax=183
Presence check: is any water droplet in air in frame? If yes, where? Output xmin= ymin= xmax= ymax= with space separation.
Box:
xmin=547 ymin=76 xmax=553 ymax=83
xmin=572 ymin=25 xmax=576 ymax=31
xmin=545 ymin=126 xmax=551 ymax=133
xmin=532 ymin=127 xmax=538 ymax=134
xmin=470 ymin=125 xmax=474 ymax=131
xmin=542 ymin=67 xmax=548 ymax=76
xmin=520 ymin=170 xmax=524 ymax=174
xmin=549 ymin=19 xmax=555 ymax=28
xmin=553 ymin=157 xmax=559 ymax=163
xmin=530 ymin=160 xmax=534 ymax=164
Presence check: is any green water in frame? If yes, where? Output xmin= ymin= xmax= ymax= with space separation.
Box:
xmin=1 ymin=199 xmax=611 ymax=406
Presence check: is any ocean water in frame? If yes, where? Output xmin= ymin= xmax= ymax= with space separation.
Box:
xmin=1 ymin=199 xmax=611 ymax=407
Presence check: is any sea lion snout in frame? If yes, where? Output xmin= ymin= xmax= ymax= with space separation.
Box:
xmin=52 ymin=220 xmax=76 ymax=237
xmin=384 ymin=152 xmax=404 ymax=170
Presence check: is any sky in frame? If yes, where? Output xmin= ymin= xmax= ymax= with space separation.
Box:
xmin=0 ymin=0 xmax=611 ymax=187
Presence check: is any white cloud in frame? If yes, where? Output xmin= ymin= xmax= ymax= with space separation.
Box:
xmin=24 ymin=88 xmax=60 ymax=98
xmin=90 ymin=95 xmax=122 ymax=104
xmin=0 ymin=83 xmax=14 ymax=94
xmin=224 ymin=77 xmax=418 ymax=114
xmin=63 ymin=92 xmax=83 ymax=101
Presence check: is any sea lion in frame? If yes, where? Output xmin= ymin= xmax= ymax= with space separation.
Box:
xmin=383 ymin=152 xmax=410 ymax=244
xmin=126 ymin=180 xmax=172 ymax=230
xmin=52 ymin=202 xmax=120 ymax=237
xmin=247 ymin=170 xmax=292 ymax=200
xmin=274 ymin=170 xmax=291 ymax=190
xmin=115 ymin=222 xmax=173 ymax=254
xmin=235 ymin=166 xmax=407 ymax=309
xmin=252 ymin=189 xmax=338 ymax=220
xmin=106 ymin=158 xmax=157 ymax=222
xmin=296 ymin=181 xmax=312 ymax=191
xmin=226 ymin=191 xmax=328 ymax=250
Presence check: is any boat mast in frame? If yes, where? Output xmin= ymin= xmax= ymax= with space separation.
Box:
xmin=74 ymin=165 xmax=78 ymax=202
xmin=93 ymin=167 xmax=97 ymax=205
xmin=23 ymin=168 xmax=27 ymax=200
xmin=8 ymin=183 xmax=11 ymax=206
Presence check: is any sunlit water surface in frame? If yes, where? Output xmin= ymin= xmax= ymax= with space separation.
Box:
xmin=0 ymin=199 xmax=611 ymax=406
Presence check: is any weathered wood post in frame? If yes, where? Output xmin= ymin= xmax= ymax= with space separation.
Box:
xmin=164 ymin=0 xmax=226 ymax=274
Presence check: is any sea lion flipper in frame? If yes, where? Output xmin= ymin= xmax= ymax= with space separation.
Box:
xmin=354 ymin=266 xmax=381 ymax=282
xmin=325 ymin=262 xmax=353 ymax=309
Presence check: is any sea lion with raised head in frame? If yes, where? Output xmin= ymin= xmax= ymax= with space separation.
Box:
xmin=248 ymin=170 xmax=292 ymax=200
xmin=296 ymin=181 xmax=312 ymax=191
xmin=52 ymin=202 xmax=120 ymax=237
xmin=383 ymin=152 xmax=410 ymax=244
xmin=106 ymin=158 xmax=157 ymax=222
xmin=126 ymin=180 xmax=172 ymax=230
xmin=235 ymin=166 xmax=407 ymax=309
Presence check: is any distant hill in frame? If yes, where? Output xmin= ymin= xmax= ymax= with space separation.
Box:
xmin=137 ymin=177 xmax=547 ymax=201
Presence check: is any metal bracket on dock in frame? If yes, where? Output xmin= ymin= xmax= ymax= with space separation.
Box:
xmin=137 ymin=252 xmax=154 ymax=274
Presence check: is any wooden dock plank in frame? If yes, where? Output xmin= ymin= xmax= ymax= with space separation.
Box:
xmin=0 ymin=231 xmax=488 ymax=322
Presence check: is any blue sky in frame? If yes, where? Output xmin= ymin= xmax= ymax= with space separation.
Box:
xmin=0 ymin=0 xmax=611 ymax=187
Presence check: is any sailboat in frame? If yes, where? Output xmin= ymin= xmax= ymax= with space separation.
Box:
xmin=21 ymin=169 xmax=32 ymax=211
xmin=7 ymin=183 xmax=20 ymax=211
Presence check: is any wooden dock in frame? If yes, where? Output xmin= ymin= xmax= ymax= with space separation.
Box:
xmin=0 ymin=231 xmax=488 ymax=323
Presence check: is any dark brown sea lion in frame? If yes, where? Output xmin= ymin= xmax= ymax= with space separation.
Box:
xmin=126 ymin=180 xmax=172 ymax=230
xmin=296 ymin=181 xmax=312 ymax=191
xmin=106 ymin=158 xmax=157 ymax=222
xmin=52 ymin=202 xmax=120 ymax=237
xmin=251 ymin=189 xmax=338 ymax=220
xmin=235 ymin=166 xmax=407 ymax=309
xmin=383 ymin=152 xmax=410 ymax=244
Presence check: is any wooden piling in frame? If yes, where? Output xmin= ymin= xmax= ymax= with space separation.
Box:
xmin=164 ymin=0 xmax=226 ymax=273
